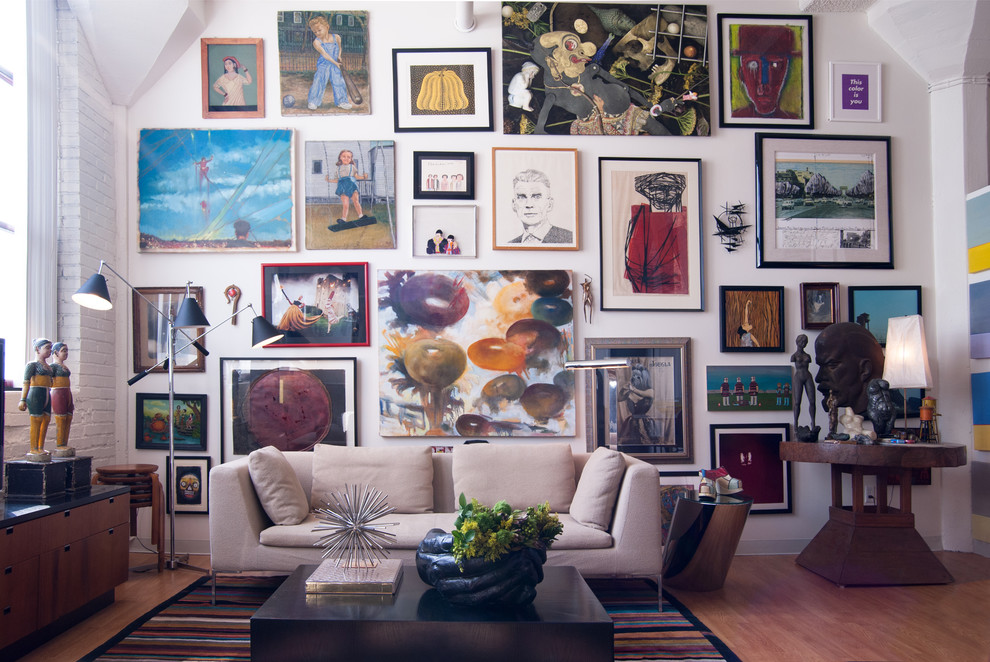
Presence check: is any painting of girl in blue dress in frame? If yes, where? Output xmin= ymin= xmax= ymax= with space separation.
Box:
xmin=277 ymin=10 xmax=369 ymax=116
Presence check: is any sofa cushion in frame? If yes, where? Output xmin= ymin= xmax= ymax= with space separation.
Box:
xmin=452 ymin=443 xmax=576 ymax=512
xmin=311 ymin=445 xmax=434 ymax=513
xmin=569 ymin=446 xmax=626 ymax=531
xmin=247 ymin=446 xmax=311 ymax=525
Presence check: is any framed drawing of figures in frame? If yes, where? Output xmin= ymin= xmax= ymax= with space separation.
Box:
xmin=492 ymin=147 xmax=579 ymax=250
xmin=220 ymin=357 xmax=357 ymax=462
xmin=584 ymin=337 xmax=693 ymax=465
xmin=755 ymin=133 xmax=893 ymax=269
xmin=201 ymin=38 xmax=264 ymax=119
xmin=303 ymin=140 xmax=396 ymax=250
xmin=502 ymin=3 xmax=710 ymax=136
xmin=276 ymin=10 xmax=369 ymax=116
xmin=138 ymin=129 xmax=295 ymax=252
xmin=392 ymin=48 xmax=494 ymax=132
xmin=412 ymin=206 xmax=478 ymax=258
xmin=261 ymin=262 xmax=370 ymax=348
xmin=413 ymin=151 xmax=475 ymax=200
xmin=599 ymin=157 xmax=703 ymax=311
xmin=719 ymin=286 xmax=785 ymax=352
xmin=132 ymin=287 xmax=206 ymax=373
xmin=717 ymin=14 xmax=813 ymax=129
xmin=378 ymin=270 xmax=574 ymax=437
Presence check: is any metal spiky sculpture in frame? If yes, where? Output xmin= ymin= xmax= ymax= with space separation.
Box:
xmin=313 ymin=484 xmax=398 ymax=568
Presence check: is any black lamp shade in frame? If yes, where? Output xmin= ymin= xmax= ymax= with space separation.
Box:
xmin=72 ymin=273 xmax=113 ymax=310
xmin=252 ymin=315 xmax=284 ymax=348
xmin=174 ymin=297 xmax=210 ymax=328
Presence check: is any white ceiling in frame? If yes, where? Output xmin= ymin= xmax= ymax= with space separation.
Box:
xmin=65 ymin=0 xmax=988 ymax=108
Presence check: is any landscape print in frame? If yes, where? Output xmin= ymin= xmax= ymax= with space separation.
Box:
xmin=773 ymin=150 xmax=877 ymax=250
xmin=378 ymin=270 xmax=575 ymax=437
xmin=138 ymin=128 xmax=294 ymax=251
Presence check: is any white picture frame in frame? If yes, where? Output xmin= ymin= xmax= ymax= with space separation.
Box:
xmin=829 ymin=62 xmax=881 ymax=122
xmin=412 ymin=205 xmax=478 ymax=257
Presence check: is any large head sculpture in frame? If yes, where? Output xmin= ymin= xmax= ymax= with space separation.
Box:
xmin=814 ymin=322 xmax=885 ymax=417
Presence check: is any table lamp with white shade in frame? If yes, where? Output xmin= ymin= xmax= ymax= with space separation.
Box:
xmin=881 ymin=315 xmax=933 ymax=439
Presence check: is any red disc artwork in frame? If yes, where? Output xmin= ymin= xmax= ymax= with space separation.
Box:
xmin=245 ymin=368 xmax=331 ymax=450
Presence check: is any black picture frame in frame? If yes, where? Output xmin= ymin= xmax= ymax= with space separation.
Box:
xmin=756 ymin=133 xmax=893 ymax=269
xmin=413 ymin=151 xmax=475 ymax=200
xmin=167 ymin=455 xmax=211 ymax=514
xmin=135 ymin=393 xmax=208 ymax=451
xmin=719 ymin=286 xmax=785 ymax=352
xmin=710 ymin=423 xmax=792 ymax=514
xmin=847 ymin=285 xmax=922 ymax=346
xmin=392 ymin=48 xmax=494 ymax=132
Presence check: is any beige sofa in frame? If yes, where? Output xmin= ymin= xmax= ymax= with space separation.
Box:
xmin=208 ymin=443 xmax=662 ymax=582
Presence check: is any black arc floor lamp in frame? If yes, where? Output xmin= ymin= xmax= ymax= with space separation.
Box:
xmin=74 ymin=260 xmax=283 ymax=571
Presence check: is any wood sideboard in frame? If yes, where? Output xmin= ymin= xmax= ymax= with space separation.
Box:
xmin=0 ymin=485 xmax=130 ymax=658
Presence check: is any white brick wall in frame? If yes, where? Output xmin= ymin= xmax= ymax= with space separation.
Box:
xmin=48 ymin=0 xmax=119 ymax=468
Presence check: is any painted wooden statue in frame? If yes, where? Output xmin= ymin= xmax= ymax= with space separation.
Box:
xmin=17 ymin=337 xmax=54 ymax=462
xmin=50 ymin=341 xmax=76 ymax=457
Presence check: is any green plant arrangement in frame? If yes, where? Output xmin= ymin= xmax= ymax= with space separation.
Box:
xmin=450 ymin=493 xmax=563 ymax=567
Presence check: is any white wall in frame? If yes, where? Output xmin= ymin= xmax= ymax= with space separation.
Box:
xmin=108 ymin=1 xmax=943 ymax=554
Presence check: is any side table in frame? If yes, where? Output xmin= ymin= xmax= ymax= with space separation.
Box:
xmin=661 ymin=491 xmax=752 ymax=591
xmin=779 ymin=441 xmax=967 ymax=586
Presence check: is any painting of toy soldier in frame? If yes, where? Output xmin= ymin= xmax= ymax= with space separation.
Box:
xmin=502 ymin=3 xmax=709 ymax=136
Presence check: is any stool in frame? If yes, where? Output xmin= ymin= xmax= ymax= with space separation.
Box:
xmin=93 ymin=463 xmax=165 ymax=572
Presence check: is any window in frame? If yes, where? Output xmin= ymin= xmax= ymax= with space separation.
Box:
xmin=312 ymin=160 xmax=323 ymax=175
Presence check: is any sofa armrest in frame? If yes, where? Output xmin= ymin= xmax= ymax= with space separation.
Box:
xmin=208 ymin=456 xmax=271 ymax=573
xmin=606 ymin=454 xmax=662 ymax=576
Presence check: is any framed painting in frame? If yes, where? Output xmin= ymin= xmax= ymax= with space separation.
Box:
xmin=166 ymin=456 xmax=211 ymax=514
xmin=492 ymin=147 xmax=579 ymax=250
xmin=303 ymin=140 xmax=396 ymax=250
xmin=138 ymin=128 xmax=295 ymax=252
xmin=710 ymin=423 xmax=792 ymax=514
xmin=135 ymin=393 xmax=207 ymax=451
xmin=800 ymin=282 xmax=839 ymax=330
xmin=261 ymin=262 xmax=370 ymax=348
xmin=412 ymin=206 xmax=477 ymax=258
xmin=584 ymin=337 xmax=692 ymax=465
xmin=501 ymin=3 xmax=711 ymax=137
xmin=829 ymin=62 xmax=881 ymax=122
xmin=717 ymin=14 xmax=813 ymax=129
xmin=378 ymin=270 xmax=574 ymax=437
xmin=705 ymin=365 xmax=793 ymax=412
xmin=756 ymin=133 xmax=893 ymax=269
xmin=392 ymin=48 xmax=493 ymax=132
xmin=847 ymin=285 xmax=921 ymax=346
xmin=201 ymin=38 xmax=264 ymax=119
xmin=276 ymin=10 xmax=369 ymax=116
xmin=220 ymin=357 xmax=357 ymax=462
xmin=132 ymin=287 xmax=206 ymax=374
xmin=413 ymin=151 xmax=475 ymax=200
xmin=719 ymin=286 xmax=785 ymax=352
xmin=599 ymin=157 xmax=703 ymax=311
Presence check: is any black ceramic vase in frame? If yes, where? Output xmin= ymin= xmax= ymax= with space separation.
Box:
xmin=415 ymin=528 xmax=547 ymax=606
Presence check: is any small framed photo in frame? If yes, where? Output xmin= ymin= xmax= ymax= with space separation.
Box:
xmin=492 ymin=147 xmax=578 ymax=250
xmin=201 ymin=38 xmax=264 ymax=119
xmin=261 ymin=263 xmax=370 ymax=348
xmin=599 ymin=157 xmax=703 ymax=311
xmin=220 ymin=357 xmax=357 ymax=463
xmin=800 ymin=282 xmax=839 ymax=329
xmin=755 ymin=133 xmax=893 ymax=269
xmin=719 ymin=286 xmax=785 ymax=352
xmin=705 ymin=366 xmax=793 ymax=412
xmin=413 ymin=152 xmax=474 ymax=200
xmin=584 ymin=337 xmax=693 ymax=465
xmin=829 ymin=62 xmax=881 ymax=122
xmin=412 ymin=206 xmax=477 ymax=257
xmin=132 ymin=287 xmax=206 ymax=374
xmin=847 ymin=285 xmax=922 ymax=346
xmin=710 ymin=423 xmax=792 ymax=514
xmin=717 ymin=14 xmax=813 ymax=129
xmin=135 ymin=393 xmax=207 ymax=452
xmin=167 ymin=456 xmax=211 ymax=514
xmin=392 ymin=48 xmax=493 ymax=132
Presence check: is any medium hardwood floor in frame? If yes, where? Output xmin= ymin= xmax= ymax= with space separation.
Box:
xmin=13 ymin=551 xmax=990 ymax=662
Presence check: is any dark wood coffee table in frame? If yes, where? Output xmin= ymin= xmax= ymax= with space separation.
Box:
xmin=251 ymin=564 xmax=613 ymax=662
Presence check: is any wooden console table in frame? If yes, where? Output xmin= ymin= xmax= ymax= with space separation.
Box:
xmin=779 ymin=441 xmax=966 ymax=586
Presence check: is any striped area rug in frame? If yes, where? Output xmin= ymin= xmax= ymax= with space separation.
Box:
xmin=80 ymin=575 xmax=739 ymax=661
